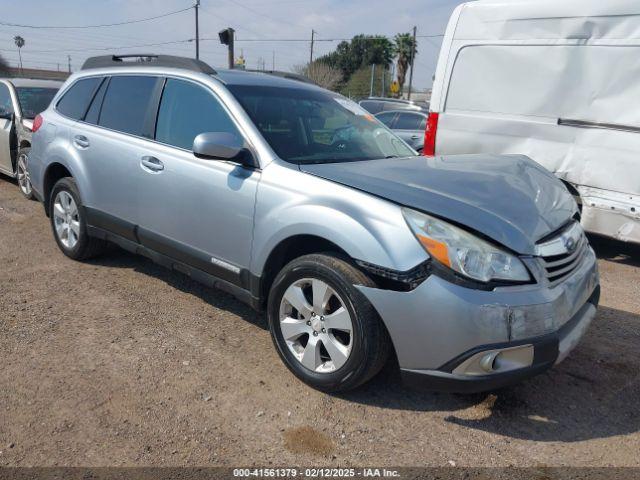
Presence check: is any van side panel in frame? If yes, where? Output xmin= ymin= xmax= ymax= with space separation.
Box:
xmin=432 ymin=0 xmax=640 ymax=243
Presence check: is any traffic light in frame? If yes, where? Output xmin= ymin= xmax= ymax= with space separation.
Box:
xmin=219 ymin=28 xmax=234 ymax=46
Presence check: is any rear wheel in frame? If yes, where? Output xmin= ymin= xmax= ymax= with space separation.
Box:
xmin=49 ymin=177 xmax=107 ymax=260
xmin=267 ymin=253 xmax=390 ymax=392
xmin=16 ymin=148 xmax=33 ymax=200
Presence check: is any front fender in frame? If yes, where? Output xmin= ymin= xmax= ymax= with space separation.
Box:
xmin=250 ymin=163 xmax=428 ymax=276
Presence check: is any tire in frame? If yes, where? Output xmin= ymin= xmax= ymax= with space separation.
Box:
xmin=49 ymin=177 xmax=107 ymax=261
xmin=16 ymin=148 xmax=34 ymax=200
xmin=267 ymin=253 xmax=390 ymax=392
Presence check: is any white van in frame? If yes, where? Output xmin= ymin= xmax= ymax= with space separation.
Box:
xmin=427 ymin=0 xmax=640 ymax=244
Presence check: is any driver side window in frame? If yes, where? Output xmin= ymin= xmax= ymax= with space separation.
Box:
xmin=0 ymin=84 xmax=14 ymax=116
xmin=155 ymin=78 xmax=241 ymax=150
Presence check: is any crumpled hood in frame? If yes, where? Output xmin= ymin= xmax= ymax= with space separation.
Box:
xmin=300 ymin=154 xmax=577 ymax=254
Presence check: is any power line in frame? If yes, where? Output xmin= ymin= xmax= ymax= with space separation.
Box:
xmin=218 ymin=0 xmax=301 ymax=29
xmin=201 ymin=34 xmax=444 ymax=43
xmin=0 ymin=39 xmax=195 ymax=54
xmin=0 ymin=6 xmax=192 ymax=29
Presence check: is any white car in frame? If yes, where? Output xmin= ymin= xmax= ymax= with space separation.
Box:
xmin=0 ymin=78 xmax=62 ymax=198
xmin=426 ymin=0 xmax=640 ymax=245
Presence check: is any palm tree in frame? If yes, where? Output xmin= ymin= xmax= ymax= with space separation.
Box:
xmin=14 ymin=35 xmax=25 ymax=74
xmin=394 ymin=33 xmax=417 ymax=98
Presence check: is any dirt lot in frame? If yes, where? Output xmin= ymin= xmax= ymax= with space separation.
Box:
xmin=0 ymin=177 xmax=639 ymax=467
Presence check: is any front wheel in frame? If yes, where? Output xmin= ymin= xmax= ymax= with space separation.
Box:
xmin=267 ymin=253 xmax=390 ymax=392
xmin=16 ymin=149 xmax=33 ymax=200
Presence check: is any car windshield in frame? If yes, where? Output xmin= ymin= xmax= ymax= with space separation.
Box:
xmin=227 ymin=85 xmax=416 ymax=164
xmin=16 ymin=87 xmax=58 ymax=119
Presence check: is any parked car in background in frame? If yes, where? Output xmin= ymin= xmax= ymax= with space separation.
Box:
xmin=0 ymin=78 xmax=62 ymax=199
xmin=376 ymin=110 xmax=427 ymax=152
xmin=359 ymin=97 xmax=428 ymax=115
xmin=427 ymin=0 xmax=640 ymax=245
xmin=29 ymin=54 xmax=599 ymax=393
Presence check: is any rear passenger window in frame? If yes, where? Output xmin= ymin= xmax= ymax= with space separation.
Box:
xmin=376 ymin=112 xmax=396 ymax=127
xmin=395 ymin=113 xmax=422 ymax=130
xmin=155 ymin=79 xmax=240 ymax=150
xmin=56 ymin=77 xmax=101 ymax=120
xmin=99 ymin=76 xmax=158 ymax=137
xmin=0 ymin=84 xmax=13 ymax=116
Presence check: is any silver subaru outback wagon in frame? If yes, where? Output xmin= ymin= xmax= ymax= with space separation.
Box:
xmin=28 ymin=55 xmax=600 ymax=393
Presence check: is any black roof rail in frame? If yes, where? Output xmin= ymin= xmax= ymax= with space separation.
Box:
xmin=81 ymin=54 xmax=217 ymax=75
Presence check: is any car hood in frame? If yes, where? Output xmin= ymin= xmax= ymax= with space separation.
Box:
xmin=299 ymin=154 xmax=577 ymax=255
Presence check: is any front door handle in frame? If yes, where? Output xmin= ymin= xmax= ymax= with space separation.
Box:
xmin=73 ymin=135 xmax=90 ymax=149
xmin=140 ymin=156 xmax=164 ymax=172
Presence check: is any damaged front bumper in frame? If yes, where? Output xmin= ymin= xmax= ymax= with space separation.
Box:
xmin=356 ymin=246 xmax=600 ymax=393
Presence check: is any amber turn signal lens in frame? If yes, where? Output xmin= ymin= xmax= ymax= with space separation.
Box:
xmin=417 ymin=234 xmax=451 ymax=267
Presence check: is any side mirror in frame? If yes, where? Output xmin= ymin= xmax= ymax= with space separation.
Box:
xmin=0 ymin=109 xmax=13 ymax=120
xmin=193 ymin=132 xmax=257 ymax=169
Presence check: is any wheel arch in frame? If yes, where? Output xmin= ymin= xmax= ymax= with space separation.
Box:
xmin=43 ymin=162 xmax=74 ymax=216
xmin=257 ymin=234 xmax=351 ymax=308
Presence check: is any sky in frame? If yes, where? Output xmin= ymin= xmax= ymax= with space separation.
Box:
xmin=0 ymin=0 xmax=466 ymax=90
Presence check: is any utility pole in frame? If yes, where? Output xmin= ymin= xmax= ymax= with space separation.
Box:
xmin=194 ymin=0 xmax=200 ymax=60
xmin=228 ymin=28 xmax=235 ymax=69
xmin=272 ymin=50 xmax=275 ymax=70
xmin=67 ymin=55 xmax=71 ymax=73
xmin=369 ymin=64 xmax=376 ymax=97
xmin=309 ymin=30 xmax=315 ymax=64
xmin=381 ymin=65 xmax=385 ymax=97
xmin=407 ymin=25 xmax=417 ymax=100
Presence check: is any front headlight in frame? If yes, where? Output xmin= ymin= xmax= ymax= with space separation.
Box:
xmin=402 ymin=208 xmax=530 ymax=283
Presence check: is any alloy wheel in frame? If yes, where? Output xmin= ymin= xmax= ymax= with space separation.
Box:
xmin=278 ymin=277 xmax=353 ymax=373
xmin=53 ymin=191 xmax=80 ymax=249
xmin=16 ymin=154 xmax=32 ymax=196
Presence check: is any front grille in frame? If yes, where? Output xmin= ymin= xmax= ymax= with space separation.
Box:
xmin=537 ymin=221 xmax=588 ymax=287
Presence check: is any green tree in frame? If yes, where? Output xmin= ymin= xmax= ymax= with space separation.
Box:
xmin=319 ymin=35 xmax=394 ymax=82
xmin=340 ymin=65 xmax=392 ymax=99
xmin=394 ymin=33 xmax=417 ymax=97
xmin=14 ymin=35 xmax=25 ymax=73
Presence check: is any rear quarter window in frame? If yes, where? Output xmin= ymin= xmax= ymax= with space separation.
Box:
xmin=395 ymin=113 xmax=423 ymax=130
xmin=56 ymin=77 xmax=102 ymax=120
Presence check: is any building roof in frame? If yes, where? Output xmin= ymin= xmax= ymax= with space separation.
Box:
xmin=6 ymin=67 xmax=69 ymax=82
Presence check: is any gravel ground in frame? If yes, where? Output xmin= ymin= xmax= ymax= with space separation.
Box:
xmin=0 ymin=177 xmax=639 ymax=467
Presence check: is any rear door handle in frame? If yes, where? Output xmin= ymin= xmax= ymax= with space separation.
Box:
xmin=73 ymin=135 xmax=89 ymax=149
xmin=410 ymin=135 xmax=420 ymax=140
xmin=140 ymin=155 xmax=164 ymax=172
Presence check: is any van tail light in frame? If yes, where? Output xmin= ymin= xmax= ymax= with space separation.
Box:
xmin=32 ymin=114 xmax=43 ymax=133
xmin=423 ymin=112 xmax=439 ymax=156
